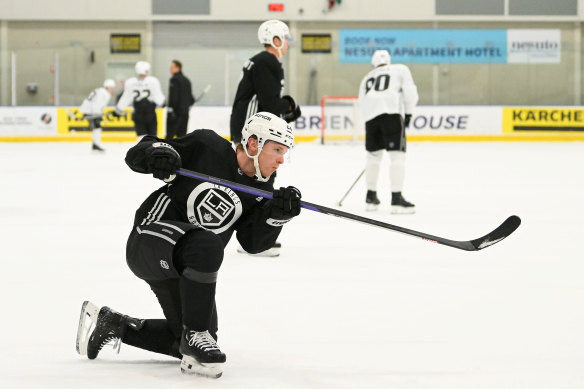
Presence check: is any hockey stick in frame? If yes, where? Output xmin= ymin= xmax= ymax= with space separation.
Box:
xmin=176 ymin=168 xmax=521 ymax=251
xmin=337 ymin=169 xmax=365 ymax=206
xmin=195 ymin=85 xmax=212 ymax=102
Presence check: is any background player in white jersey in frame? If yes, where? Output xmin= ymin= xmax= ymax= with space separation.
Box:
xmin=114 ymin=61 xmax=165 ymax=139
xmin=79 ymin=79 xmax=115 ymax=152
xmin=357 ymin=50 xmax=419 ymax=213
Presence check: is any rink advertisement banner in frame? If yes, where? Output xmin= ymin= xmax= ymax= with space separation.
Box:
xmin=407 ymin=106 xmax=501 ymax=135
xmin=503 ymin=107 xmax=584 ymax=133
xmin=0 ymin=107 xmax=164 ymax=138
xmin=56 ymin=107 xmax=165 ymax=137
xmin=339 ymin=29 xmax=560 ymax=64
xmin=187 ymin=106 xmax=502 ymax=139
xmin=0 ymin=107 xmax=57 ymax=135
xmin=3 ymin=106 xmax=584 ymax=141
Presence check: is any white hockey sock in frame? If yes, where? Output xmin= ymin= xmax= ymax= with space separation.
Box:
xmin=92 ymin=128 xmax=102 ymax=147
xmin=389 ymin=151 xmax=406 ymax=192
xmin=366 ymin=150 xmax=383 ymax=191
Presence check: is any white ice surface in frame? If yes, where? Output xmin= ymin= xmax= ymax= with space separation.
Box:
xmin=0 ymin=140 xmax=583 ymax=389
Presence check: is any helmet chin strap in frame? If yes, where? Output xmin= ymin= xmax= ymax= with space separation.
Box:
xmin=243 ymin=144 xmax=271 ymax=182
xmin=272 ymin=37 xmax=285 ymax=59
xmin=252 ymin=155 xmax=271 ymax=182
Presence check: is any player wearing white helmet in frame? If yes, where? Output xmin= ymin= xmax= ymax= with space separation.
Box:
xmin=257 ymin=19 xmax=291 ymax=58
xmin=115 ymin=61 xmax=165 ymax=139
xmin=240 ymin=111 xmax=294 ymax=182
xmin=76 ymin=111 xmax=301 ymax=379
xmin=79 ymin=79 xmax=116 ymax=152
xmin=230 ymin=20 xmax=301 ymax=257
xmin=230 ymin=19 xmax=301 ymax=145
xmin=358 ymin=49 xmax=419 ymax=213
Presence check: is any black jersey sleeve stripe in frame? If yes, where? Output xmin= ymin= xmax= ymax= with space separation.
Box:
xmin=141 ymin=194 xmax=170 ymax=225
xmin=141 ymin=193 xmax=166 ymax=225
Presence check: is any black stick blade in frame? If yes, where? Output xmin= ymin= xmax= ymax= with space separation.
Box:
xmin=469 ymin=215 xmax=521 ymax=251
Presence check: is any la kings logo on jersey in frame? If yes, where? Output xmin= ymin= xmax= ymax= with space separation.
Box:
xmin=186 ymin=182 xmax=243 ymax=234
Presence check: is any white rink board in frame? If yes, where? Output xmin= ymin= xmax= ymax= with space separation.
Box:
xmin=0 ymin=107 xmax=57 ymax=135
xmin=408 ymin=106 xmax=501 ymax=135
xmin=190 ymin=105 xmax=503 ymax=138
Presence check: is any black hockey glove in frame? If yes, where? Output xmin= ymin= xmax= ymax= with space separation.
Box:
xmin=282 ymin=105 xmax=301 ymax=123
xmin=404 ymin=114 xmax=412 ymax=129
xmin=269 ymin=186 xmax=302 ymax=223
xmin=282 ymin=95 xmax=297 ymax=111
xmin=145 ymin=143 xmax=181 ymax=182
xmin=281 ymin=95 xmax=302 ymax=123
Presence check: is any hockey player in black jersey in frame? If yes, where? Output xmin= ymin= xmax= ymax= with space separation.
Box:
xmin=76 ymin=112 xmax=300 ymax=379
xmin=230 ymin=19 xmax=301 ymax=144
xmin=231 ymin=20 xmax=301 ymax=257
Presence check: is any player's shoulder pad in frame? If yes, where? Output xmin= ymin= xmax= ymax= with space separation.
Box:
xmin=257 ymin=51 xmax=279 ymax=66
xmin=390 ymin=64 xmax=412 ymax=73
xmin=186 ymin=129 xmax=230 ymax=148
xmin=123 ymin=77 xmax=139 ymax=88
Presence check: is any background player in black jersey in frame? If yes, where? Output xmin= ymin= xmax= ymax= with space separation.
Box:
xmin=230 ymin=19 xmax=301 ymax=257
xmin=230 ymin=19 xmax=301 ymax=144
xmin=76 ymin=112 xmax=301 ymax=379
xmin=166 ymin=60 xmax=195 ymax=139
xmin=114 ymin=61 xmax=166 ymax=140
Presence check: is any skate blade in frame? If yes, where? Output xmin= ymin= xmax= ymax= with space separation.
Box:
xmin=237 ymin=246 xmax=280 ymax=257
xmin=365 ymin=203 xmax=379 ymax=212
xmin=180 ymin=356 xmax=223 ymax=379
xmin=76 ymin=301 xmax=99 ymax=355
xmin=391 ymin=206 xmax=416 ymax=215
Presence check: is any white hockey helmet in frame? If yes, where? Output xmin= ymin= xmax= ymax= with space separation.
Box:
xmin=135 ymin=61 xmax=151 ymax=76
xmin=103 ymin=79 xmax=116 ymax=89
xmin=241 ymin=112 xmax=294 ymax=182
xmin=258 ymin=20 xmax=291 ymax=48
xmin=371 ymin=50 xmax=391 ymax=67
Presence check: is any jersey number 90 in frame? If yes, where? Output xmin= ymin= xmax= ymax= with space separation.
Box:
xmin=365 ymin=74 xmax=390 ymax=94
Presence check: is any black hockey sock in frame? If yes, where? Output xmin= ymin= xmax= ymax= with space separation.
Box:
xmin=180 ymin=275 xmax=217 ymax=332
xmin=122 ymin=319 xmax=182 ymax=359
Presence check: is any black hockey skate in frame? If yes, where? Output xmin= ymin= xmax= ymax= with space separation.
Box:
xmin=92 ymin=143 xmax=105 ymax=152
xmin=365 ymin=190 xmax=381 ymax=211
xmin=180 ymin=327 xmax=226 ymax=378
xmin=391 ymin=192 xmax=415 ymax=214
xmin=76 ymin=301 xmax=144 ymax=359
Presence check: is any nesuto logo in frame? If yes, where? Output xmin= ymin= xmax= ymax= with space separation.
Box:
xmin=507 ymin=29 xmax=561 ymax=64
xmin=509 ymin=40 xmax=558 ymax=52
